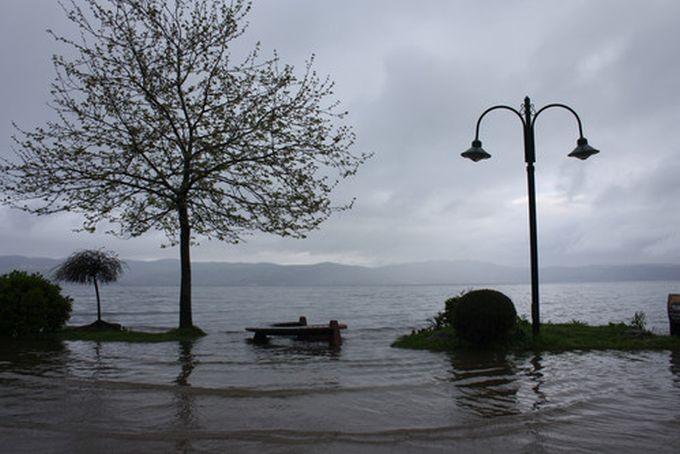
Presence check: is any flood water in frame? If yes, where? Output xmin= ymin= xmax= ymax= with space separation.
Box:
xmin=2 ymin=281 xmax=680 ymax=453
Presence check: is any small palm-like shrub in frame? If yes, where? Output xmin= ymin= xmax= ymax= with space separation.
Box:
xmin=0 ymin=270 xmax=72 ymax=338
xmin=451 ymin=289 xmax=517 ymax=344
xmin=54 ymin=249 xmax=124 ymax=323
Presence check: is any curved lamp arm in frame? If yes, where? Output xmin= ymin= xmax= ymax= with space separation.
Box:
xmin=474 ymin=105 xmax=525 ymax=140
xmin=531 ymin=103 xmax=584 ymax=138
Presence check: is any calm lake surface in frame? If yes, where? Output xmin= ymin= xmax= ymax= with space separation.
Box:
xmin=2 ymin=281 xmax=680 ymax=453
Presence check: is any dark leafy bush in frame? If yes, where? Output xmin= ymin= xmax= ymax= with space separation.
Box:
xmin=427 ymin=293 xmax=464 ymax=329
xmin=427 ymin=311 xmax=448 ymax=330
xmin=444 ymin=294 xmax=463 ymax=326
xmin=0 ymin=270 xmax=72 ymax=338
xmin=451 ymin=289 xmax=517 ymax=344
xmin=629 ymin=311 xmax=647 ymax=332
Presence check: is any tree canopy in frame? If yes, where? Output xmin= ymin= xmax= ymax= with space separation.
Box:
xmin=53 ymin=249 xmax=125 ymax=284
xmin=1 ymin=0 xmax=369 ymax=328
xmin=54 ymin=249 xmax=125 ymax=323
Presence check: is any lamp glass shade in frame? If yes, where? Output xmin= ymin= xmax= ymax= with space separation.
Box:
xmin=568 ymin=137 xmax=599 ymax=160
xmin=461 ymin=140 xmax=491 ymax=162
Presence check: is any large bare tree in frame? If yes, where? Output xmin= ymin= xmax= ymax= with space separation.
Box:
xmin=1 ymin=0 xmax=369 ymax=330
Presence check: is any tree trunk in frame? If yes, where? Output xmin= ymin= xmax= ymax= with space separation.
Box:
xmin=178 ymin=202 xmax=193 ymax=329
xmin=93 ymin=278 xmax=102 ymax=322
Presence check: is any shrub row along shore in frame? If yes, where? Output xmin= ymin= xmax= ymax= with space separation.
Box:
xmin=393 ymin=289 xmax=680 ymax=352
xmin=0 ymin=269 xmax=208 ymax=343
xmin=393 ymin=320 xmax=680 ymax=352
xmin=4 ymin=268 xmax=679 ymax=350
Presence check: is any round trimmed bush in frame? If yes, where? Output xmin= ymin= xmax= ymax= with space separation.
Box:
xmin=451 ymin=289 xmax=517 ymax=344
xmin=0 ymin=270 xmax=72 ymax=338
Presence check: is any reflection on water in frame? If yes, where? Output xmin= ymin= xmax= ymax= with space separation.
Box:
xmin=91 ymin=341 xmax=106 ymax=379
xmin=0 ymin=338 xmax=68 ymax=378
xmin=2 ymin=284 xmax=680 ymax=452
xmin=449 ymin=349 xmax=520 ymax=417
xmin=174 ymin=340 xmax=197 ymax=454
xmin=175 ymin=340 xmax=196 ymax=387
xmin=248 ymin=337 xmax=343 ymax=360
xmin=669 ymin=349 xmax=680 ymax=387
xmin=527 ymin=355 xmax=547 ymax=411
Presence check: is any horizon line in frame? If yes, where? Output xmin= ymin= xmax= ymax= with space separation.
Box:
xmin=2 ymin=254 xmax=680 ymax=269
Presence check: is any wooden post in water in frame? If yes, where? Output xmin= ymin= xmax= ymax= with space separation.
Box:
xmin=329 ymin=320 xmax=342 ymax=347
xmin=253 ymin=332 xmax=268 ymax=344
xmin=669 ymin=294 xmax=680 ymax=336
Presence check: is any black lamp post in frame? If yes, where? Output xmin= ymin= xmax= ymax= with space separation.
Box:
xmin=462 ymin=96 xmax=599 ymax=336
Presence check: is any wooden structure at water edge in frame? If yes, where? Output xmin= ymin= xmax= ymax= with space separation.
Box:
xmin=246 ymin=316 xmax=347 ymax=347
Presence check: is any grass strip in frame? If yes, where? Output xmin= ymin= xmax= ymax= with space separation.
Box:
xmin=58 ymin=325 xmax=206 ymax=343
xmin=393 ymin=321 xmax=680 ymax=352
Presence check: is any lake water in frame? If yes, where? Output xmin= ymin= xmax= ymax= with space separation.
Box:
xmin=2 ymin=281 xmax=680 ymax=453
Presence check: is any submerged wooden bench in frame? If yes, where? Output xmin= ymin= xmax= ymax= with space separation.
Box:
xmin=246 ymin=316 xmax=347 ymax=347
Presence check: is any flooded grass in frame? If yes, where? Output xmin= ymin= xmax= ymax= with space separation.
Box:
xmin=58 ymin=325 xmax=206 ymax=342
xmin=393 ymin=321 xmax=680 ymax=352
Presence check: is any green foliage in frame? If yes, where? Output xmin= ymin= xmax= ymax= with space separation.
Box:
xmin=427 ymin=291 xmax=465 ymax=329
xmin=395 ymin=295 xmax=680 ymax=352
xmin=515 ymin=322 xmax=677 ymax=351
xmin=54 ymin=249 xmax=125 ymax=322
xmin=629 ymin=311 xmax=647 ymax=331
xmin=0 ymin=271 xmax=72 ymax=338
xmin=450 ymin=289 xmax=517 ymax=344
xmin=444 ymin=293 xmax=464 ymax=326
xmin=0 ymin=0 xmax=370 ymax=329
xmin=1 ymin=0 xmax=369 ymax=242
xmin=393 ymin=326 xmax=456 ymax=350
xmin=54 ymin=249 xmax=125 ymax=284
xmin=426 ymin=313 xmax=446 ymax=330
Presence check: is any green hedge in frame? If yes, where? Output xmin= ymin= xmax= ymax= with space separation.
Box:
xmin=451 ymin=289 xmax=517 ymax=344
xmin=0 ymin=270 xmax=72 ymax=338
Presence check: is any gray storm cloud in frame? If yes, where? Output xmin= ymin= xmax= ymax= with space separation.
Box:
xmin=1 ymin=0 xmax=679 ymax=267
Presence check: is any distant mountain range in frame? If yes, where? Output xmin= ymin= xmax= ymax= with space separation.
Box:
xmin=2 ymin=255 xmax=680 ymax=286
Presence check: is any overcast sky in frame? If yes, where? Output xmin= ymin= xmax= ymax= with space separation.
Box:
xmin=1 ymin=0 xmax=680 ymax=267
